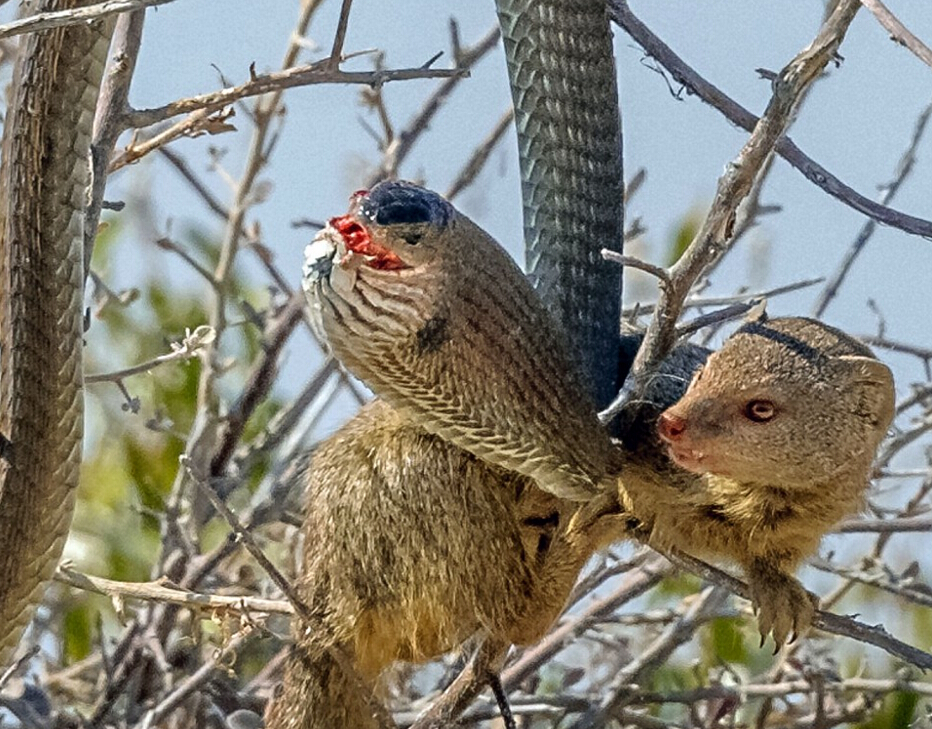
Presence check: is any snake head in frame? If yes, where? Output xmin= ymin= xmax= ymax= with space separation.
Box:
xmin=304 ymin=181 xmax=453 ymax=287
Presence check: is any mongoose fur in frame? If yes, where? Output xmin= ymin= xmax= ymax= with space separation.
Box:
xmin=264 ymin=400 xmax=623 ymax=729
xmin=643 ymin=314 xmax=895 ymax=645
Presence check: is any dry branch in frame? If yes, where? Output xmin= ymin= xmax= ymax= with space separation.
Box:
xmin=860 ymin=0 xmax=932 ymax=70
xmin=55 ymin=567 xmax=293 ymax=616
xmin=602 ymin=0 xmax=864 ymax=423
xmin=0 ymin=0 xmax=172 ymax=39
xmin=610 ymin=0 xmax=932 ymax=241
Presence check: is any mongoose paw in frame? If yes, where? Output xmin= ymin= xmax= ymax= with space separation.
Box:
xmin=747 ymin=564 xmax=819 ymax=651
xmin=566 ymin=492 xmax=643 ymax=551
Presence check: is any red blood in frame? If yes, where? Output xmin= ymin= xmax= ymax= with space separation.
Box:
xmin=329 ymin=215 xmax=407 ymax=271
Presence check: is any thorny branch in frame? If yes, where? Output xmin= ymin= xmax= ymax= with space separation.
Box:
xmin=610 ymin=0 xmax=932 ymax=240
xmin=859 ymin=0 xmax=932 ymax=71
xmin=602 ymin=0 xmax=864 ymax=423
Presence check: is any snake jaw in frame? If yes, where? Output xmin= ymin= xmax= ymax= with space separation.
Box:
xmin=330 ymin=214 xmax=408 ymax=271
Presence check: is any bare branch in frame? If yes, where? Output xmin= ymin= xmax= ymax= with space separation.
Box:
xmin=860 ymin=0 xmax=932 ymax=70
xmin=84 ymin=325 xmax=215 ymax=384
xmin=610 ymin=0 xmax=932 ymax=240
xmin=602 ymin=0 xmax=863 ymax=423
xmin=663 ymin=547 xmax=932 ymax=669
xmin=85 ymin=9 xmax=145 ymax=272
xmin=364 ymin=24 xmax=500 ymax=186
xmin=445 ymin=108 xmax=513 ymax=201
xmin=0 ymin=0 xmax=172 ymax=40
xmin=329 ymin=0 xmax=354 ymax=67
xmin=602 ymin=249 xmax=671 ymax=287
xmin=125 ymin=60 xmax=465 ymax=131
xmin=814 ymin=98 xmax=932 ymax=316
xmin=55 ymin=566 xmax=293 ymax=615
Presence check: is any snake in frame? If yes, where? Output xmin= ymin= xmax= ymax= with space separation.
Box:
xmin=0 ymin=0 xmax=624 ymax=669
xmin=304 ymin=1 xmax=625 ymax=499
xmin=0 ymin=2 xmax=113 ymax=666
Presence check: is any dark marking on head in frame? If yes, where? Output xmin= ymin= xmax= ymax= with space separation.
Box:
xmin=736 ymin=322 xmax=825 ymax=367
xmin=523 ymin=511 xmax=559 ymax=564
xmin=703 ymin=504 xmax=730 ymax=523
xmin=522 ymin=512 xmax=560 ymax=530
xmin=0 ymin=432 xmax=12 ymax=465
xmin=415 ymin=315 xmax=450 ymax=355
xmin=360 ymin=180 xmax=453 ymax=228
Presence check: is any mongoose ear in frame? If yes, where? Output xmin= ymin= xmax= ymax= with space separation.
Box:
xmin=837 ymin=355 xmax=896 ymax=428
xmin=744 ymin=299 xmax=768 ymax=324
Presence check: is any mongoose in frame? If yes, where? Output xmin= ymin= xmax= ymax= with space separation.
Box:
xmin=304 ymin=181 xmax=895 ymax=650
xmin=264 ymin=400 xmax=623 ymax=729
xmin=643 ymin=315 xmax=895 ymax=645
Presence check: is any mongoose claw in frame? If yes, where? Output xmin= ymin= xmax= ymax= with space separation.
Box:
xmin=566 ymin=492 xmax=641 ymax=551
xmin=747 ymin=562 xmax=819 ymax=651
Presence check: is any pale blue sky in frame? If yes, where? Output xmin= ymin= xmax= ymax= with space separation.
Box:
xmin=83 ymin=1 xmax=932 ymax=442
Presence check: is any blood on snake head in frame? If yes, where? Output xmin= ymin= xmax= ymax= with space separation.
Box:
xmin=327 ymin=181 xmax=454 ymax=272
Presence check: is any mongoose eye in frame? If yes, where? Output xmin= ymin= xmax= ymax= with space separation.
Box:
xmin=744 ymin=399 xmax=776 ymax=423
xmin=402 ymin=232 xmax=422 ymax=246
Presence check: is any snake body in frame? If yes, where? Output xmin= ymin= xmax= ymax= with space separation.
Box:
xmin=305 ymin=0 xmax=625 ymax=499
xmin=496 ymin=0 xmax=623 ymax=409
xmin=0 ymin=2 xmax=113 ymax=665
xmin=305 ymin=182 xmax=621 ymax=501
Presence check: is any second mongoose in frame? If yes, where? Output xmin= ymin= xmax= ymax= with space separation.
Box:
xmin=645 ymin=314 xmax=895 ymax=645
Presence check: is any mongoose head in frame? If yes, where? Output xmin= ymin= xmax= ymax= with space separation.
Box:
xmin=656 ymin=317 xmax=895 ymax=489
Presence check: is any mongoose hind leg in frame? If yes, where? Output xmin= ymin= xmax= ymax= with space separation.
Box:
xmin=746 ymin=558 xmax=819 ymax=650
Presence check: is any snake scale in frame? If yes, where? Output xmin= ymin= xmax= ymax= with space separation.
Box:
xmin=0 ymin=2 xmax=113 ymax=666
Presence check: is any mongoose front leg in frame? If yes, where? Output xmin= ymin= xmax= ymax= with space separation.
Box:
xmin=745 ymin=558 xmax=819 ymax=650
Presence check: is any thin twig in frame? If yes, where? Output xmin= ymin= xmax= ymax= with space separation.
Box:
xmin=85 ymin=8 xmax=145 ymax=271
xmin=662 ymin=547 xmax=932 ymax=669
xmin=0 ymin=0 xmax=172 ymax=40
xmin=860 ymin=0 xmax=932 ymax=70
xmin=84 ymin=325 xmax=215 ymax=384
xmin=364 ymin=24 xmax=500 ymax=186
xmin=814 ymin=98 xmax=932 ymax=316
xmin=329 ymin=0 xmax=354 ymax=66
xmin=137 ymin=631 xmax=250 ymax=728
xmin=126 ymin=60 xmax=465 ymax=131
xmin=602 ymin=0 xmax=863 ymax=423
xmin=55 ymin=567 xmax=293 ymax=615
xmin=574 ymin=586 xmax=730 ymax=729
xmin=445 ymin=108 xmax=514 ymax=201
xmin=602 ymin=249 xmax=671 ymax=286
xmin=610 ymin=0 xmax=932 ymax=240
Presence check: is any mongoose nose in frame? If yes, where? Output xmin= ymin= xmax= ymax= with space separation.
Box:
xmin=657 ymin=411 xmax=687 ymax=442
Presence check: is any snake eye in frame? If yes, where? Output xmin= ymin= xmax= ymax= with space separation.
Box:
xmin=744 ymin=399 xmax=776 ymax=422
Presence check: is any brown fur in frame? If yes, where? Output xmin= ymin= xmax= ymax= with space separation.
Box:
xmin=265 ymin=400 xmax=620 ymax=729
xmin=623 ymin=316 xmax=895 ymax=646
